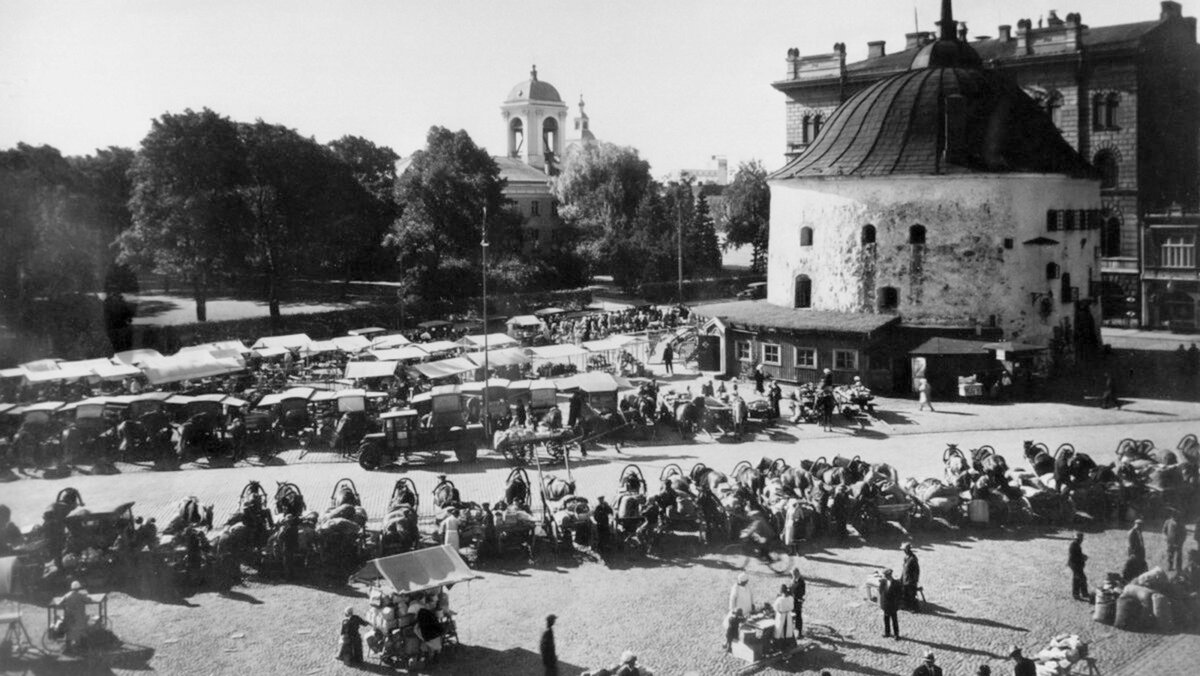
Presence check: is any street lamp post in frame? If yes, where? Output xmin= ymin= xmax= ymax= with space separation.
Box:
xmin=481 ymin=206 xmax=490 ymax=436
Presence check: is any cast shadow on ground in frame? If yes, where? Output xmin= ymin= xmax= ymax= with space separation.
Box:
xmin=872 ymin=410 xmax=916 ymax=426
xmin=920 ymin=603 xmax=1029 ymax=632
xmin=785 ymin=644 xmax=896 ymax=675
xmin=902 ymin=636 xmax=1008 ymax=660
xmin=11 ymin=644 xmax=156 ymax=675
xmin=434 ymin=645 xmax=590 ymax=676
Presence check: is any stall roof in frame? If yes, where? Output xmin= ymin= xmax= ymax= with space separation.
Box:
xmin=463 ymin=348 xmax=530 ymax=368
xmin=177 ymin=340 xmax=250 ymax=355
xmin=506 ymin=315 xmax=543 ymax=328
xmin=371 ymin=346 xmax=428 ymax=362
xmin=92 ymin=361 xmax=143 ymax=381
xmin=409 ymin=357 xmax=477 ymax=380
xmin=191 ymin=393 xmax=250 ymax=407
xmin=419 ymin=340 xmax=461 ymax=354
xmin=298 ymin=340 xmax=339 ymax=356
xmin=909 ymin=337 xmax=992 ymax=356
xmin=20 ymin=359 xmax=61 ymax=372
xmin=527 ymin=344 xmax=589 ymax=361
xmin=253 ymin=346 xmax=291 ymax=359
xmin=0 ymin=367 xmax=25 ymax=379
xmin=331 ymin=335 xmax=372 ymax=353
xmin=556 ymin=371 xmax=633 ymax=393
xmin=457 ymin=333 xmax=519 ymax=349
xmin=461 ymin=378 xmax=512 ymax=395
xmin=22 ymin=401 xmax=65 ymax=413
xmin=142 ymin=353 xmax=245 ymax=385
xmin=344 ymin=360 xmax=400 ymax=380
xmin=533 ymin=307 xmax=566 ymax=317
xmin=371 ymin=333 xmax=412 ymax=349
xmin=351 ymin=545 xmax=482 ymax=594
xmin=982 ymin=341 xmax=1048 ymax=354
xmin=691 ymin=301 xmax=900 ymax=337
xmin=348 ymin=327 xmax=387 ymax=337
xmin=113 ymin=348 xmax=166 ymax=365
xmin=251 ymin=333 xmax=313 ymax=351
xmin=22 ymin=362 xmax=101 ymax=383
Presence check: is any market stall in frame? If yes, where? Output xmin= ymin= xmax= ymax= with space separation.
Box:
xmin=908 ymin=337 xmax=995 ymax=399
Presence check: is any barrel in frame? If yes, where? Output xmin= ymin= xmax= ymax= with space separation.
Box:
xmin=1114 ymin=594 xmax=1142 ymax=630
xmin=968 ymin=499 xmax=990 ymax=524
xmin=1152 ymin=593 xmax=1175 ymax=632
xmin=1093 ymin=594 xmax=1116 ymax=625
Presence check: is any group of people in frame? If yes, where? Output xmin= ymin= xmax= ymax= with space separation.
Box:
xmin=1070 ymin=507 xmax=1200 ymax=603
xmin=339 ymin=585 xmax=455 ymax=667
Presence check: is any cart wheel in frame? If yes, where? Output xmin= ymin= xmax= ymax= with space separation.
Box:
xmin=357 ymin=442 xmax=382 ymax=471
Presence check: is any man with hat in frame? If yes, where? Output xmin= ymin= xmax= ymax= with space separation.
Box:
xmin=1010 ymin=646 xmax=1036 ymax=676
xmin=789 ymin=566 xmax=807 ymax=639
xmin=912 ymin=651 xmax=943 ymax=676
xmin=820 ymin=368 xmax=833 ymax=389
xmin=1127 ymin=519 xmax=1145 ymax=561
xmin=879 ymin=568 xmax=902 ymax=640
xmin=901 ymin=543 xmax=921 ymax=612
xmin=593 ymin=495 xmax=614 ymax=553
xmin=729 ymin=572 xmax=753 ymax=616
xmin=540 ymin=614 xmax=558 ymax=676
xmin=1164 ymin=508 xmax=1186 ymax=571
xmin=1067 ymin=532 xmax=1088 ymax=601
xmin=337 ymin=606 xmax=369 ymax=664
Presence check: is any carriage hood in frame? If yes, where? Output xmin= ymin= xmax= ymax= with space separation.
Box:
xmin=352 ymin=545 xmax=482 ymax=594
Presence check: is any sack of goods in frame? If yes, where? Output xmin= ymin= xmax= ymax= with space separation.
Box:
xmin=1116 ymin=566 xmax=1192 ymax=632
xmin=1033 ymin=634 xmax=1088 ymax=675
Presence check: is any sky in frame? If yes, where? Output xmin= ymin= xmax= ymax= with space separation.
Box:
xmin=0 ymin=0 xmax=1182 ymax=177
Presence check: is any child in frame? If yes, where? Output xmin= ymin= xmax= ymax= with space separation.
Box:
xmin=723 ymin=608 xmax=744 ymax=652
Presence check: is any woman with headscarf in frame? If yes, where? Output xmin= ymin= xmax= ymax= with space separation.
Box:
xmin=772 ymin=584 xmax=795 ymax=648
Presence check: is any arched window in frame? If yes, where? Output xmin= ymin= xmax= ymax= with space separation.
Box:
xmin=812 ymin=114 xmax=823 ymax=137
xmin=861 ymin=224 xmax=876 ymax=244
xmin=1046 ymin=90 xmax=1063 ymax=129
xmin=542 ymin=118 xmax=559 ymax=159
xmin=878 ymin=286 xmax=899 ymax=311
xmin=801 ymin=114 xmax=812 ymax=144
xmin=1104 ymin=93 xmax=1120 ymax=128
xmin=1094 ymin=151 xmax=1118 ymax=189
xmin=509 ymin=118 xmax=524 ymax=158
xmin=1101 ymin=217 xmax=1121 ymax=257
xmin=1046 ymin=262 xmax=1060 ymax=280
xmin=1060 ymin=272 xmax=1072 ymax=304
xmin=800 ymin=227 xmax=813 ymax=247
xmin=909 ymin=224 xmax=926 ymax=245
xmin=794 ymin=274 xmax=812 ymax=308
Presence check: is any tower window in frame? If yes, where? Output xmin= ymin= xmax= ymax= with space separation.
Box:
xmin=800 ymin=227 xmax=813 ymax=247
xmin=812 ymin=114 xmax=824 ymax=137
xmin=861 ymin=224 xmax=876 ymax=245
xmin=878 ymin=286 xmax=899 ymax=311
xmin=801 ymin=114 xmax=812 ymax=144
xmin=1093 ymin=151 xmax=1118 ymax=190
xmin=909 ymin=224 xmax=926 ymax=245
xmin=509 ymin=118 xmax=525 ymax=158
xmin=1046 ymin=262 xmax=1060 ymax=280
xmin=1101 ymin=218 xmax=1121 ymax=257
xmin=794 ymin=274 xmax=812 ymax=308
xmin=1104 ymin=93 xmax=1120 ymax=129
xmin=531 ymin=200 xmax=540 ymax=216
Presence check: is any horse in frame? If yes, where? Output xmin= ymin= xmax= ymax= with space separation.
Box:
xmin=274 ymin=482 xmax=307 ymax=520
xmin=164 ymin=496 xmax=214 ymax=536
xmin=1023 ymin=441 xmax=1055 ymax=477
xmin=502 ymin=468 xmax=533 ymax=512
xmin=381 ymin=478 xmax=420 ymax=555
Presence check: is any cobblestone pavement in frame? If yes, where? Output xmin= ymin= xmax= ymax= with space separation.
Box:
xmin=2 ymin=387 xmax=1198 ymax=675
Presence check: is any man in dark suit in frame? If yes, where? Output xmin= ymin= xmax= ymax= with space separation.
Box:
xmin=540 ymin=614 xmax=558 ymax=676
xmin=912 ymin=651 xmax=943 ymax=676
xmin=1164 ymin=509 xmax=1186 ymax=571
xmin=879 ymin=569 xmax=902 ymax=640
xmin=901 ymin=543 xmax=921 ymax=612
xmin=789 ymin=566 xmax=807 ymax=639
xmin=1068 ymin=532 xmax=1088 ymax=600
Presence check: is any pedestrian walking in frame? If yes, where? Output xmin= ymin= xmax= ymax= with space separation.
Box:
xmin=789 ymin=567 xmax=806 ymax=639
xmin=1010 ymin=647 xmax=1037 ymax=676
xmin=1164 ymin=509 xmax=1186 ymax=571
xmin=540 ymin=614 xmax=558 ymax=676
xmin=901 ymin=543 xmax=921 ymax=612
xmin=917 ymin=377 xmax=935 ymax=412
xmin=1127 ymin=519 xmax=1145 ymax=560
xmin=772 ymin=584 xmax=795 ymax=649
xmin=912 ymin=652 xmax=943 ymax=676
xmin=729 ymin=572 xmax=753 ymax=615
xmin=662 ymin=343 xmax=674 ymax=375
xmin=337 ymin=606 xmax=369 ymax=664
xmin=1068 ymin=532 xmax=1089 ymax=601
xmin=879 ymin=568 xmax=902 ymax=640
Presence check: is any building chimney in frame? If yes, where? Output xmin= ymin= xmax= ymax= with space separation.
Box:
xmin=786 ymin=47 xmax=800 ymax=78
xmin=958 ymin=23 xmax=969 ymax=41
xmin=943 ymin=94 xmax=967 ymax=166
xmin=1047 ymin=10 xmax=1064 ymax=27
xmin=936 ymin=0 xmax=958 ymax=41
xmin=868 ymin=40 xmax=887 ymax=59
xmin=1016 ymin=18 xmax=1032 ymax=54
xmin=998 ymin=24 xmax=1012 ymax=41
xmin=1162 ymin=1 xmax=1182 ymax=20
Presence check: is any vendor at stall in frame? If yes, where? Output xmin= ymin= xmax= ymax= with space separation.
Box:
xmin=60 ymin=580 xmax=90 ymax=653
xmin=338 ymin=606 xmax=369 ymax=664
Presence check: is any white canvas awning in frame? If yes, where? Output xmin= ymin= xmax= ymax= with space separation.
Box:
xmin=457 ymin=333 xmax=519 ymax=349
xmin=464 ymin=347 xmax=530 ymax=368
xmin=22 ymin=362 xmax=100 ymax=383
xmin=351 ymin=545 xmax=482 ymax=595
xmin=298 ymin=340 xmax=339 ymax=356
xmin=409 ymin=357 xmax=477 ymax=380
xmin=92 ymin=361 xmax=143 ymax=381
xmin=370 ymin=333 xmax=412 ymax=349
xmin=418 ymin=340 xmax=460 ymax=355
xmin=331 ymin=335 xmax=372 ymax=353
xmin=507 ymin=315 xmax=543 ymax=328
xmin=142 ymin=353 xmax=245 ymax=385
xmin=527 ymin=344 xmax=589 ymax=368
xmin=251 ymin=333 xmax=313 ymax=351
xmin=253 ymin=346 xmax=291 ymax=359
xmin=344 ymin=360 xmax=400 ymax=380
xmin=113 ymin=348 xmax=165 ymax=365
xmin=370 ymin=346 xmax=428 ymax=362
xmin=177 ymin=340 xmax=250 ymax=355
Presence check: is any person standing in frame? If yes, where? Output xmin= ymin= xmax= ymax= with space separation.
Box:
xmin=540 ymin=614 xmax=558 ymax=676
xmin=337 ymin=606 xmax=369 ymax=664
xmin=729 ymin=572 xmax=753 ymax=615
xmin=731 ymin=392 xmax=747 ymax=438
xmin=662 ymin=343 xmax=674 ymax=375
xmin=723 ymin=608 xmax=744 ymax=652
xmin=60 ymin=580 xmax=90 ymax=654
xmin=1068 ymin=532 xmax=1089 ymax=601
xmin=820 ymin=368 xmax=833 ymax=389
xmin=879 ymin=568 xmax=902 ymax=640
xmin=772 ymin=584 xmax=795 ymax=649
xmin=442 ymin=508 xmax=461 ymax=552
xmin=768 ymin=382 xmax=782 ymax=420
xmin=1127 ymin=519 xmax=1145 ymax=561
xmin=917 ymin=377 xmax=935 ymax=412
xmin=593 ymin=496 xmax=613 ymax=553
xmin=912 ymin=652 xmax=944 ymax=676
xmin=901 ymin=543 xmax=921 ymax=612
xmin=754 ymin=363 xmax=766 ymax=394
xmin=788 ymin=567 xmax=806 ymax=639
xmin=1100 ymin=373 xmax=1118 ymax=409
xmin=1164 ymin=509 xmax=1186 ymax=572
xmin=1010 ymin=647 xmax=1037 ymax=676
xmin=568 ymin=389 xmax=585 ymax=429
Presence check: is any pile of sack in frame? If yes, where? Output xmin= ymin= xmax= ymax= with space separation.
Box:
xmin=1108 ymin=566 xmax=1198 ymax=632
xmin=905 ymin=478 xmax=961 ymax=516
xmin=1032 ymin=634 xmax=1088 ymax=676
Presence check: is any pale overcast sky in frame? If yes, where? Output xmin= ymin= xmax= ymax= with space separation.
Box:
xmin=0 ymin=0 xmax=1183 ymax=176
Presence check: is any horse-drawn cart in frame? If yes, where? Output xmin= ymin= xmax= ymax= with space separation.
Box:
xmin=492 ymin=427 xmax=580 ymax=466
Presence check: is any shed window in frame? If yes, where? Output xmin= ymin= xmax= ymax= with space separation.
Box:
xmin=531 ymin=200 xmax=540 ymax=216
xmin=735 ymin=340 xmax=752 ymax=362
xmin=794 ymin=274 xmax=812 ymax=308
xmin=794 ymin=347 xmax=817 ymax=369
xmin=812 ymin=114 xmax=823 ymax=137
xmin=878 ymin=286 xmax=899 ymax=311
xmin=800 ymin=227 xmax=813 ymax=247
xmin=833 ymin=349 xmax=858 ymax=371
xmin=861 ymin=224 xmax=876 ymax=244
xmin=909 ymin=224 xmax=926 ymax=245
xmin=1101 ymin=218 xmax=1121 ymax=257
xmin=801 ymin=114 xmax=812 ymax=144
xmin=762 ymin=343 xmax=781 ymax=366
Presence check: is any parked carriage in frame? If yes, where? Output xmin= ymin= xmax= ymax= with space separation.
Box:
xmin=657 ymin=464 xmax=708 ymax=547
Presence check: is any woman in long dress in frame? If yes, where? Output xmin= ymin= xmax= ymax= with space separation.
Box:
xmin=772 ymin=584 xmax=795 ymax=649
xmin=441 ymin=508 xmax=460 ymax=551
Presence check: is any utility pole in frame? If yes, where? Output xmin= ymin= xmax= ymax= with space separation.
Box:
xmin=481 ymin=205 xmax=490 ymax=436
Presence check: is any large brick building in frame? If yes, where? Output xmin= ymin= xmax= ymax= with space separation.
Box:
xmin=772 ymin=1 xmax=1200 ymax=326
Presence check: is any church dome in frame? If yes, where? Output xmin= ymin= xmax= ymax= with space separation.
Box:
xmin=506 ymin=65 xmax=563 ymax=104
xmin=773 ymin=0 xmax=1095 ymax=180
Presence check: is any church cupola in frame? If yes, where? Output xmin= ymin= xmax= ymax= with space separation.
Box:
xmin=501 ymin=65 xmax=569 ymax=171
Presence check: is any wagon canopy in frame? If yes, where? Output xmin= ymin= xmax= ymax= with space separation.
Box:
xmin=142 ymin=353 xmax=245 ymax=385
xmin=409 ymin=357 xmax=476 ymax=380
xmin=457 ymin=333 xmax=519 ymax=349
xmin=251 ymin=333 xmax=313 ymax=351
xmin=344 ymin=360 xmax=400 ymax=380
xmin=463 ymin=347 xmax=530 ymax=368
xmin=506 ymin=315 xmax=543 ymax=328
xmin=351 ymin=545 xmax=482 ymax=595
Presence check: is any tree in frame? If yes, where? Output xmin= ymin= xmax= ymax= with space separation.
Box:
xmin=386 ymin=127 xmax=523 ymax=304
xmin=687 ymin=191 xmax=723 ymax=277
xmin=720 ymin=160 xmax=771 ymax=273
xmin=72 ymin=146 xmax=137 ymax=292
xmin=326 ymin=136 xmax=400 ymax=285
xmin=118 ymin=109 xmax=247 ymax=321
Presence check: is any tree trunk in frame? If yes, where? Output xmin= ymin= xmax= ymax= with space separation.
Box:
xmin=192 ymin=272 xmax=208 ymax=322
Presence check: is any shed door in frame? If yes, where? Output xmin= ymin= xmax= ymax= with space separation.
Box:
xmin=697 ymin=335 xmax=721 ymax=372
